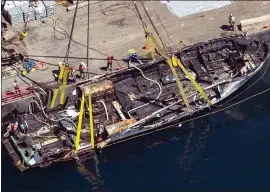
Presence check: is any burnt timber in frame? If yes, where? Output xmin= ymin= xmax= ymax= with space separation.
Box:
xmin=2 ymin=35 xmax=269 ymax=171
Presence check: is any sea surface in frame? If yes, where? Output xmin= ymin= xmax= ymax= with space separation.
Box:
xmin=2 ymin=31 xmax=270 ymax=192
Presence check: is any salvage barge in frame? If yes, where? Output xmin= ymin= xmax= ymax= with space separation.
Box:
xmin=2 ymin=35 xmax=269 ymax=171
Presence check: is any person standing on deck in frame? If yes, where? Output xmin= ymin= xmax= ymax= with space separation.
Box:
xmin=107 ymin=56 xmax=114 ymax=72
xmin=229 ymin=14 xmax=236 ymax=31
xmin=13 ymin=78 xmax=19 ymax=89
xmin=79 ymin=62 xmax=87 ymax=79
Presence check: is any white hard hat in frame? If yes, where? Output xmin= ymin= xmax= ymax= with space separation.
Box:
xmin=80 ymin=62 xmax=85 ymax=65
xmin=230 ymin=14 xmax=233 ymax=16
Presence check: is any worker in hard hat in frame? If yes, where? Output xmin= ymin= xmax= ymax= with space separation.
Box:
xmin=107 ymin=56 xmax=114 ymax=72
xmin=128 ymin=49 xmax=139 ymax=61
xmin=79 ymin=62 xmax=87 ymax=79
xmin=229 ymin=14 xmax=236 ymax=31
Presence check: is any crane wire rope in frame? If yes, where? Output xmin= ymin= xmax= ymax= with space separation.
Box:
xmin=64 ymin=0 xmax=79 ymax=63
xmin=139 ymin=1 xmax=170 ymax=53
xmin=156 ymin=13 xmax=173 ymax=44
xmin=39 ymin=16 xmax=121 ymax=67
xmin=86 ymin=0 xmax=90 ymax=79
xmin=24 ymin=3 xmax=32 ymax=30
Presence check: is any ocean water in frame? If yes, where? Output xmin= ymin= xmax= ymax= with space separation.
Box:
xmin=2 ymin=58 xmax=270 ymax=192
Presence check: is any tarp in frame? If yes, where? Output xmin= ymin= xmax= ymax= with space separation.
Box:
xmin=161 ymin=1 xmax=232 ymax=17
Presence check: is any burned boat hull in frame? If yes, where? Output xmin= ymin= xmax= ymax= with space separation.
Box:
xmin=106 ymin=65 xmax=268 ymax=146
xmin=2 ymin=35 xmax=269 ymax=171
xmin=103 ymin=35 xmax=269 ymax=143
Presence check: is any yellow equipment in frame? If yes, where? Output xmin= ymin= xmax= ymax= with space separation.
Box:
xmin=19 ymin=32 xmax=27 ymax=40
xmin=60 ymin=68 xmax=68 ymax=104
xmin=75 ymin=93 xmax=85 ymax=152
xmin=169 ymin=57 xmax=191 ymax=111
xmin=50 ymin=65 xmax=69 ymax=109
xmin=142 ymin=25 xmax=212 ymax=108
xmin=143 ymin=27 xmax=212 ymax=109
xmin=88 ymin=92 xmax=95 ymax=149
xmin=50 ymin=88 xmax=59 ymax=109
xmin=58 ymin=64 xmax=65 ymax=81
xmin=139 ymin=24 xmax=191 ymax=110
xmin=173 ymin=56 xmax=212 ymax=106
xmin=144 ymin=27 xmax=165 ymax=60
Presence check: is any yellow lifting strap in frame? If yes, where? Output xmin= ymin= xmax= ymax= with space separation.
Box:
xmin=145 ymin=27 xmax=165 ymax=60
xmin=146 ymin=36 xmax=155 ymax=60
xmin=58 ymin=65 xmax=65 ymax=81
xmin=75 ymin=93 xmax=85 ymax=152
xmin=60 ymin=67 xmax=68 ymax=105
xmin=149 ymin=32 xmax=165 ymax=57
xmin=49 ymin=65 xmax=69 ymax=109
xmin=50 ymin=88 xmax=59 ymax=109
xmin=167 ymin=58 xmax=191 ymax=111
xmin=173 ymin=56 xmax=212 ymax=106
xmin=88 ymin=92 xmax=95 ymax=149
xmin=143 ymin=28 xmax=190 ymax=110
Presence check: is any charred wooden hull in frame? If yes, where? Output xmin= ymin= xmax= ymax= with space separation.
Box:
xmin=2 ymin=35 xmax=269 ymax=171
xmin=106 ymin=59 xmax=269 ymax=146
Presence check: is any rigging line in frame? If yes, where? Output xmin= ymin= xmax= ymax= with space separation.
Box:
xmin=27 ymin=58 xmax=101 ymax=75
xmin=133 ymin=2 xmax=147 ymax=31
xmin=24 ymin=3 xmax=31 ymax=29
xmin=156 ymin=13 xmax=173 ymax=44
xmin=25 ymin=54 xmax=123 ymax=61
xmin=104 ymin=87 xmax=270 ymax=147
xmin=64 ymin=0 xmax=79 ymax=63
xmin=140 ymin=1 xmax=169 ymax=52
xmin=87 ymin=0 xmax=90 ymax=79
xmin=39 ymin=16 xmax=128 ymax=63
xmin=215 ymin=56 xmax=270 ymax=107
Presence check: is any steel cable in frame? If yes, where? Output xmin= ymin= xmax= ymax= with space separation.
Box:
xmin=64 ymin=0 xmax=79 ymax=63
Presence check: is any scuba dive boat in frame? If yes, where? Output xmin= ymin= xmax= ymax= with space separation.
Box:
xmin=2 ymin=34 xmax=269 ymax=171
